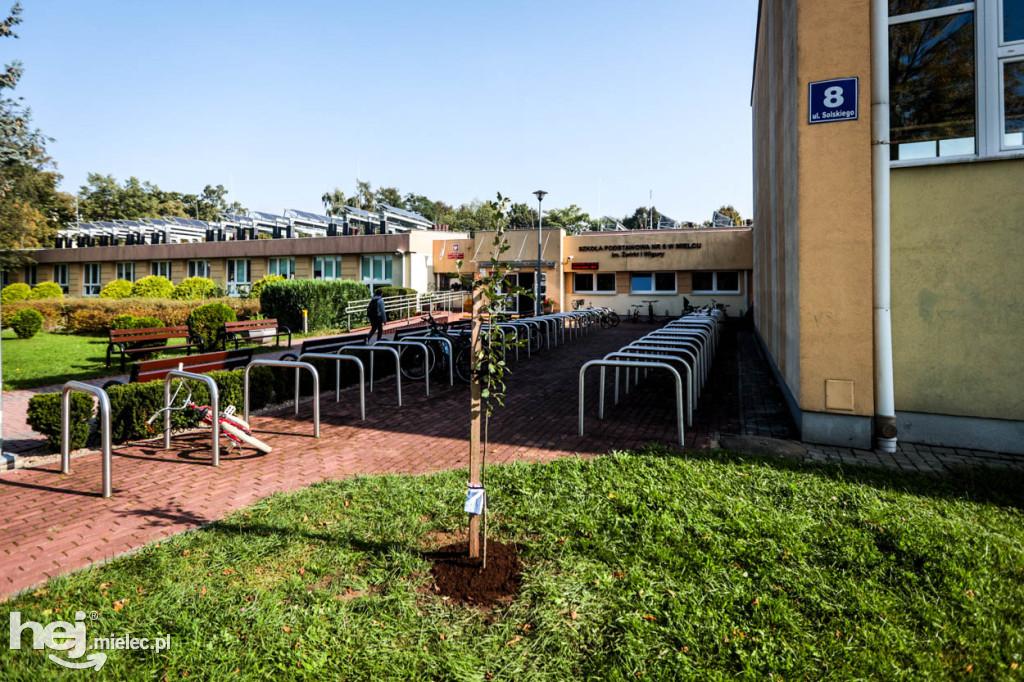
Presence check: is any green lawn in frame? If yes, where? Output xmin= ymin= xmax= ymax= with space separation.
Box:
xmin=1 ymin=331 xmax=117 ymax=390
xmin=2 ymin=449 xmax=1022 ymax=680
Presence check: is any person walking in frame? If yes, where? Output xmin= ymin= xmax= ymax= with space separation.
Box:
xmin=366 ymin=290 xmax=386 ymax=344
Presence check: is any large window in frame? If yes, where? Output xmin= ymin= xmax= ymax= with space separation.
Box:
xmin=313 ymin=256 xmax=342 ymax=280
xmin=890 ymin=0 xmax=1024 ymax=160
xmin=151 ymin=261 xmax=171 ymax=279
xmin=116 ymin=262 xmax=135 ymax=282
xmin=52 ymin=264 xmax=68 ymax=294
xmin=83 ymin=263 xmax=101 ymax=297
xmin=23 ymin=265 xmax=37 ymax=287
xmin=226 ymin=259 xmax=251 ymax=296
xmin=573 ymin=272 xmax=617 ymax=294
xmin=187 ymin=260 xmax=211 ymax=279
xmin=268 ymin=257 xmax=295 ymax=278
xmin=630 ymin=271 xmax=676 ymax=294
xmin=360 ymin=255 xmax=393 ymax=288
xmin=692 ymin=271 xmax=741 ymax=294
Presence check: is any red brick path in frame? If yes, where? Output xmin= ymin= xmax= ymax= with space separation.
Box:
xmin=0 ymin=322 xmax=734 ymax=596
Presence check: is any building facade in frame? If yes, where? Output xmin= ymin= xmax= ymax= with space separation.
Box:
xmin=753 ymin=0 xmax=1024 ymax=452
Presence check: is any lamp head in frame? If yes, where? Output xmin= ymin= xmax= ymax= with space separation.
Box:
xmin=532 ymin=190 xmax=548 ymax=202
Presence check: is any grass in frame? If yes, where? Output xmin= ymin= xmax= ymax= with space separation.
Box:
xmin=2 ymin=449 xmax=1022 ymax=680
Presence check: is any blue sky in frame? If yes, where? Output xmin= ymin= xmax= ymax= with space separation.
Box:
xmin=12 ymin=0 xmax=758 ymax=223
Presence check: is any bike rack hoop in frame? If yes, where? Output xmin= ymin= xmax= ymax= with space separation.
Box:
xmin=402 ymin=333 xmax=455 ymax=386
xmin=578 ymin=359 xmax=685 ymax=447
xmin=162 ymin=370 xmax=221 ymax=466
xmin=244 ymin=359 xmax=320 ymax=437
xmin=377 ymin=340 xmax=432 ymax=396
xmin=61 ymin=381 xmax=113 ymax=497
xmin=297 ymin=352 xmax=366 ymax=421
xmin=336 ymin=344 xmax=402 ymax=406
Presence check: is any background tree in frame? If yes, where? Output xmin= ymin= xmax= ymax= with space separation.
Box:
xmin=545 ymin=204 xmax=593 ymax=234
xmin=715 ymin=204 xmax=743 ymax=225
xmin=506 ymin=202 xmax=537 ymax=230
xmin=0 ymin=2 xmax=74 ymax=270
xmin=321 ymin=188 xmax=349 ymax=216
xmin=374 ymin=186 xmax=404 ymax=209
xmin=78 ymin=176 xmax=242 ymax=221
xmin=622 ymin=206 xmax=661 ymax=230
xmin=404 ymin=192 xmax=451 ymax=222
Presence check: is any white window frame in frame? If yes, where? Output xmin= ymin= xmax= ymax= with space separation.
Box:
xmin=226 ymin=259 xmax=250 ymax=297
xmin=691 ymin=271 xmax=742 ymax=295
xmin=360 ymin=255 xmax=393 ymax=287
xmin=116 ymin=262 xmax=135 ymax=282
xmin=83 ymin=263 xmax=101 ymax=297
xmin=268 ymin=257 xmax=295 ymax=278
xmin=313 ymin=256 xmax=342 ymax=280
xmin=890 ymin=0 xmax=1024 ymax=164
xmin=630 ymin=271 xmax=676 ymax=295
xmin=53 ymin=264 xmax=68 ymax=294
xmin=573 ymin=272 xmax=617 ymax=295
xmin=151 ymin=261 xmax=171 ymax=279
xmin=187 ymin=260 xmax=211 ymax=279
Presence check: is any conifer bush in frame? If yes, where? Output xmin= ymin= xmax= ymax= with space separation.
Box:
xmin=1 ymin=282 xmax=31 ymax=304
xmin=100 ymin=279 xmax=134 ymax=299
xmin=131 ymin=275 xmax=174 ymax=299
xmin=29 ymin=281 xmax=64 ymax=300
xmin=10 ymin=308 xmax=43 ymax=338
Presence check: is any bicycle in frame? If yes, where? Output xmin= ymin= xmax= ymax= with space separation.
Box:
xmin=629 ymin=304 xmax=643 ymax=323
xmin=145 ymin=378 xmax=272 ymax=454
xmin=399 ymin=312 xmax=473 ymax=384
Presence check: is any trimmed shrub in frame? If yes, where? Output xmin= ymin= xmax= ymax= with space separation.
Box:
xmin=173 ymin=277 xmax=224 ymax=301
xmin=248 ymin=274 xmax=284 ymax=301
xmin=27 ymin=366 xmax=276 ymax=449
xmin=26 ymin=391 xmax=94 ymax=450
xmin=187 ymin=302 xmax=236 ymax=351
xmin=260 ymin=279 xmax=369 ymax=332
xmin=131 ymin=275 xmax=174 ymax=299
xmin=100 ymin=279 xmax=134 ymax=299
xmin=1 ymin=282 xmax=31 ymax=304
xmin=11 ymin=309 xmax=43 ymax=339
xmin=30 ymin=281 xmax=64 ymax=300
xmin=2 ymin=299 xmax=64 ymax=331
xmin=55 ymin=297 xmax=260 ymax=334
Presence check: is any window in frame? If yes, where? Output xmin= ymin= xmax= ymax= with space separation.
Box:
xmin=268 ymin=257 xmax=295 ymax=278
xmin=187 ymin=260 xmax=211 ymax=278
xmin=360 ymin=255 xmax=393 ymax=287
xmin=889 ymin=1 xmax=1024 ymax=160
xmin=630 ymin=271 xmax=676 ymax=294
xmin=573 ymin=272 xmax=617 ymax=294
xmin=226 ymin=259 xmax=251 ymax=296
xmin=313 ymin=256 xmax=342 ymax=280
xmin=116 ymin=262 xmax=135 ymax=282
xmin=83 ymin=263 xmax=101 ymax=296
xmin=692 ymin=271 xmax=741 ymax=294
xmin=151 ymin=261 xmax=171 ymax=279
xmin=23 ymin=265 xmax=37 ymax=287
xmin=53 ymin=264 xmax=68 ymax=294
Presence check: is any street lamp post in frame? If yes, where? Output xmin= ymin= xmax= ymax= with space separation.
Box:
xmin=533 ymin=190 xmax=547 ymax=316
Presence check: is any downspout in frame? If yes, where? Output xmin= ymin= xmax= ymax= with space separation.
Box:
xmin=871 ymin=0 xmax=898 ymax=452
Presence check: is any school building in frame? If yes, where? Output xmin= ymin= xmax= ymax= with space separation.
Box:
xmin=753 ymin=0 xmax=1024 ymax=453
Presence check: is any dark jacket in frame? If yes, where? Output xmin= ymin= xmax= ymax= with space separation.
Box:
xmin=367 ymin=295 xmax=385 ymax=322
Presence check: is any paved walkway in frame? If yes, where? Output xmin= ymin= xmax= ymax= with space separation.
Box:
xmin=0 ymin=319 xmax=1020 ymax=597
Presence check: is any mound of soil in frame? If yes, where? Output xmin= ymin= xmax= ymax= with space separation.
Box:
xmin=426 ymin=540 xmax=521 ymax=606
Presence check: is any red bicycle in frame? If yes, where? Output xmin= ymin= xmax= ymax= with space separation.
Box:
xmin=146 ymin=379 xmax=272 ymax=454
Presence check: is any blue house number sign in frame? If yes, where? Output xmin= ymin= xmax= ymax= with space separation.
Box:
xmin=808 ymin=77 xmax=858 ymax=124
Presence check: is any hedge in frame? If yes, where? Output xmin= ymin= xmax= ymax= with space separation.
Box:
xmin=172 ymin=277 xmax=224 ymax=301
xmin=1 ymin=283 xmax=31 ymax=304
xmin=131 ymin=275 xmax=174 ymax=299
xmin=100 ymin=279 xmax=134 ymax=299
xmin=259 ymin=279 xmax=369 ymax=332
xmin=1 ymin=297 xmax=261 ymax=334
xmin=27 ymin=366 xmax=277 ymax=449
xmin=375 ymin=285 xmax=418 ymax=322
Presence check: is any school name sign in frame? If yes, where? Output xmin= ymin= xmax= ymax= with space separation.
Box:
xmin=578 ymin=242 xmax=702 ymax=259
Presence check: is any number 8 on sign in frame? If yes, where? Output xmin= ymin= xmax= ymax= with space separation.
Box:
xmin=823 ymin=86 xmax=844 ymax=108
xmin=808 ymin=77 xmax=858 ymax=124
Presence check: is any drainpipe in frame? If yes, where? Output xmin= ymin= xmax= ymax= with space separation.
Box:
xmin=871 ymin=0 xmax=898 ymax=453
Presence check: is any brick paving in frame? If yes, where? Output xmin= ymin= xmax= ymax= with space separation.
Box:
xmin=0 ymin=318 xmax=1020 ymax=597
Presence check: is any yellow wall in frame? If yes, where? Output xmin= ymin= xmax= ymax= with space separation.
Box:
xmin=794 ymin=0 xmax=874 ymax=417
xmin=891 ymin=159 xmax=1024 ymax=420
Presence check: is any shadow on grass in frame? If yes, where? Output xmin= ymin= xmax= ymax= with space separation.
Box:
xmin=645 ymin=445 xmax=1024 ymax=511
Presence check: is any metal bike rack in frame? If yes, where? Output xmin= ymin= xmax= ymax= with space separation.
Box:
xmin=402 ymin=333 xmax=455 ymax=386
xmin=61 ymin=381 xmax=113 ymax=498
xmin=244 ymin=359 xmax=320 ymax=437
xmin=298 ymin=352 xmax=365 ymax=420
xmin=377 ymin=340 xmax=432 ymax=396
xmin=337 ymin=344 xmax=402 ymax=406
xmin=603 ymin=351 xmax=693 ymax=426
xmin=163 ymin=370 xmax=222 ymax=466
xmin=628 ymin=339 xmax=706 ymax=387
xmin=647 ymin=329 xmax=713 ymax=377
xmin=578 ymin=359 xmax=685 ymax=447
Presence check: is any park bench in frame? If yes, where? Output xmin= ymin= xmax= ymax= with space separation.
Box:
xmin=106 ymin=326 xmax=203 ymax=369
xmin=219 ymin=319 xmax=292 ymax=350
xmin=102 ymin=348 xmax=255 ymax=388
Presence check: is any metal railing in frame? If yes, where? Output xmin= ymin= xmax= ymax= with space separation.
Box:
xmin=297 ymin=352 xmax=366 ymax=421
xmin=336 ymin=344 xmax=403 ymax=405
xmin=345 ymin=290 xmax=466 ymax=329
xmin=162 ymin=371 xmax=221 ymax=466
xmin=244 ymin=359 xmax=320 ymax=437
xmin=578 ymin=359 xmax=685 ymax=446
xmin=61 ymin=381 xmax=113 ymax=497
